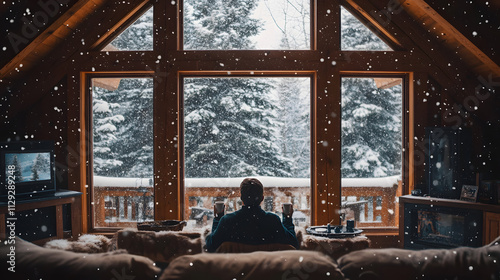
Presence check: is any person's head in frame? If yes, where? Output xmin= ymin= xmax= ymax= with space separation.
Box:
xmin=240 ymin=178 xmax=264 ymax=206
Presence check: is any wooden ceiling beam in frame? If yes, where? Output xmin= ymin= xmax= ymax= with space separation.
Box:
xmin=1 ymin=0 xmax=152 ymax=122
xmin=88 ymin=1 xmax=151 ymax=50
xmin=424 ymin=0 xmax=500 ymax=65
xmin=342 ymin=0 xmax=405 ymax=50
xmin=348 ymin=0 xmax=500 ymax=126
xmin=343 ymin=0 xmax=457 ymax=91
xmin=400 ymin=0 xmax=500 ymax=79
xmin=0 ymin=0 xmax=106 ymax=82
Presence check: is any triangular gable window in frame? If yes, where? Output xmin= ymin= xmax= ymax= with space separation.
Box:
xmin=340 ymin=6 xmax=392 ymax=51
xmin=102 ymin=7 xmax=153 ymax=51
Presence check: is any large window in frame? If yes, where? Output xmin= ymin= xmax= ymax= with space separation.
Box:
xmin=85 ymin=1 xmax=409 ymax=232
xmin=183 ymin=77 xmax=311 ymax=228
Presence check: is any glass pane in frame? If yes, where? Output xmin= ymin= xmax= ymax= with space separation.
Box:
xmin=341 ymin=77 xmax=402 ymax=228
xmin=183 ymin=77 xmax=311 ymax=229
xmin=103 ymin=7 xmax=153 ymax=51
xmin=92 ymin=78 xmax=154 ymax=227
xmin=340 ymin=6 xmax=392 ymax=51
xmin=184 ymin=0 xmax=310 ymax=50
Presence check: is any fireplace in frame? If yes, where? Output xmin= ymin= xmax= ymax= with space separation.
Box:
xmin=403 ymin=202 xmax=482 ymax=249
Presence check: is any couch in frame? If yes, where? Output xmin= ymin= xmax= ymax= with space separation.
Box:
xmin=1 ymin=234 xmax=499 ymax=280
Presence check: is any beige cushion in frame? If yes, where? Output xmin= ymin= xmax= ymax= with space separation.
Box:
xmin=301 ymin=234 xmax=370 ymax=259
xmin=215 ymin=241 xmax=296 ymax=253
xmin=160 ymin=250 xmax=344 ymax=280
xmin=337 ymin=239 xmax=500 ymax=280
xmin=44 ymin=234 xmax=112 ymax=253
xmin=0 ymin=237 xmax=161 ymax=280
xmin=115 ymin=229 xmax=203 ymax=263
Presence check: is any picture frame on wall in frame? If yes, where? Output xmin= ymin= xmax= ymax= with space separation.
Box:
xmin=460 ymin=185 xmax=479 ymax=202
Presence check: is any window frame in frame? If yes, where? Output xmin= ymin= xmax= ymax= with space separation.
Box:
xmin=179 ymin=72 xmax=317 ymax=225
xmin=78 ymin=0 xmax=414 ymax=234
xmin=340 ymin=72 xmax=410 ymax=230
xmin=84 ymin=72 xmax=155 ymax=232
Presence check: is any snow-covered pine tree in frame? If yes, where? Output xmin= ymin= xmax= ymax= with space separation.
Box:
xmin=340 ymin=6 xmax=391 ymax=51
xmin=275 ymin=77 xmax=310 ymax=177
xmin=184 ymin=0 xmax=262 ymax=50
xmin=112 ymin=79 xmax=154 ymax=178
xmin=11 ymin=155 xmax=23 ymax=182
xmin=92 ymin=86 xmax=125 ymax=176
xmin=31 ymin=168 xmax=39 ymax=181
xmin=273 ymin=5 xmax=311 ymax=178
xmin=96 ymin=6 xmax=155 ymax=178
xmin=183 ymin=0 xmax=290 ymax=178
xmin=184 ymin=78 xmax=290 ymax=177
xmin=31 ymin=153 xmax=49 ymax=181
xmin=108 ymin=7 xmax=153 ymax=50
xmin=340 ymin=6 xmax=401 ymax=178
xmin=341 ymin=79 xmax=402 ymax=178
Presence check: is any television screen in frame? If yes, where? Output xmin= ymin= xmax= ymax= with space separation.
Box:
xmin=417 ymin=210 xmax=465 ymax=247
xmin=1 ymin=141 xmax=56 ymax=201
xmin=5 ymin=152 xmax=52 ymax=183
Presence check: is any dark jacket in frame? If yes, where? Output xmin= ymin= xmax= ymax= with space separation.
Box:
xmin=205 ymin=205 xmax=299 ymax=252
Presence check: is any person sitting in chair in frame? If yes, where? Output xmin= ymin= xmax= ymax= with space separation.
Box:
xmin=205 ymin=178 xmax=299 ymax=252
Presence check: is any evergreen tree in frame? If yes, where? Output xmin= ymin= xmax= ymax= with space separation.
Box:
xmin=31 ymin=153 xmax=49 ymax=181
xmin=92 ymin=86 xmax=125 ymax=176
xmin=96 ymin=6 xmax=155 ymax=178
xmin=112 ymin=79 xmax=154 ymax=178
xmin=273 ymin=16 xmax=311 ymax=178
xmin=11 ymin=155 xmax=23 ymax=182
xmin=31 ymin=169 xmax=39 ymax=181
xmin=183 ymin=0 xmax=290 ymax=177
xmin=340 ymin=6 xmax=401 ymax=178
xmin=108 ymin=7 xmax=153 ymax=50
xmin=340 ymin=6 xmax=391 ymax=51
xmin=184 ymin=0 xmax=262 ymax=50
xmin=184 ymin=78 xmax=290 ymax=177
xmin=341 ymin=79 xmax=402 ymax=178
xmin=275 ymin=77 xmax=310 ymax=177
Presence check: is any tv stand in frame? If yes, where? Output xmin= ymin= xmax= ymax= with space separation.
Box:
xmin=400 ymin=195 xmax=500 ymax=248
xmin=0 ymin=190 xmax=82 ymax=243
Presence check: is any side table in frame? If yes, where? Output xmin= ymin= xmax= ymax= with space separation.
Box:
xmin=0 ymin=190 xmax=82 ymax=243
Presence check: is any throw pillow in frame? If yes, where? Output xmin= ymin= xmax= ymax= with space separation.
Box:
xmin=0 ymin=237 xmax=161 ymax=280
xmin=337 ymin=240 xmax=500 ymax=280
xmin=115 ymin=228 xmax=203 ymax=263
xmin=160 ymin=250 xmax=344 ymax=280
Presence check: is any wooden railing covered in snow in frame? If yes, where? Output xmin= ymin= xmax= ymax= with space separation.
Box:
xmin=93 ymin=176 xmax=401 ymax=228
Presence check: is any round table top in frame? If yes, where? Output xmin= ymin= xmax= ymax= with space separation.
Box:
xmin=306 ymin=225 xmax=363 ymax=238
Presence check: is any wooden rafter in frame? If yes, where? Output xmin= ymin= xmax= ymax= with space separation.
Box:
xmin=400 ymin=0 xmax=500 ymax=79
xmin=0 ymin=0 xmax=151 ymax=122
xmin=0 ymin=0 xmax=106 ymax=82
xmin=343 ymin=0 xmax=405 ymax=50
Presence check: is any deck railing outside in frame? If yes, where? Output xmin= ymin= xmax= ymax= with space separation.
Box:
xmin=93 ymin=176 xmax=401 ymax=228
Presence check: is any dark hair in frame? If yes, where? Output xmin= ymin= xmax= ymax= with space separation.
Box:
xmin=240 ymin=178 xmax=264 ymax=206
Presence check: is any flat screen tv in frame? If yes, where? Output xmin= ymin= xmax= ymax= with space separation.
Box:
xmin=0 ymin=141 xmax=57 ymax=201
xmin=425 ymin=127 xmax=474 ymax=199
